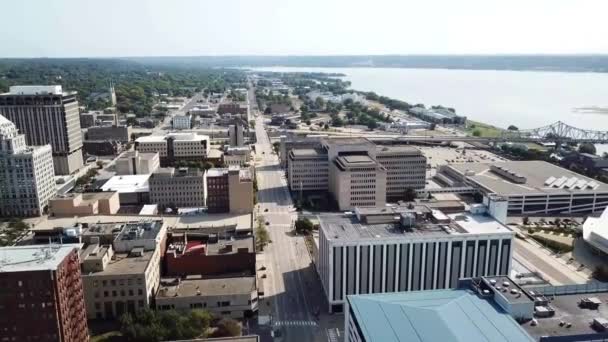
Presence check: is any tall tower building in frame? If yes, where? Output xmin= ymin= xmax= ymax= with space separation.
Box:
xmin=0 ymin=244 xmax=89 ymax=342
xmin=229 ymin=123 xmax=244 ymax=147
xmin=0 ymin=85 xmax=84 ymax=175
xmin=0 ymin=114 xmax=56 ymax=217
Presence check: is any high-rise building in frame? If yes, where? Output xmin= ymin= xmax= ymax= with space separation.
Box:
xmin=0 ymin=114 xmax=56 ymax=217
xmin=229 ymin=123 xmax=244 ymax=147
xmin=0 ymin=244 xmax=89 ymax=342
xmin=0 ymin=85 xmax=84 ymax=175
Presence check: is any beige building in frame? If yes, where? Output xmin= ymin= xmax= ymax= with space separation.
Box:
xmin=0 ymin=85 xmax=83 ymax=175
xmin=149 ymin=167 xmax=207 ymax=208
xmin=135 ymin=132 xmax=209 ymax=166
xmin=375 ymin=145 xmax=427 ymax=200
xmin=288 ymin=148 xmax=329 ymax=191
xmin=329 ymin=155 xmax=387 ymax=210
xmin=115 ymin=151 xmax=160 ymax=175
xmin=223 ymin=146 xmax=251 ymax=167
xmin=49 ymin=192 xmax=120 ymax=217
xmin=206 ymin=167 xmax=254 ymax=214
xmin=156 ymin=276 xmax=258 ymax=319
xmin=0 ymin=114 xmax=56 ymax=217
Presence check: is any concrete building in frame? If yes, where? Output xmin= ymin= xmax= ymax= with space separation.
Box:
xmin=135 ymin=132 xmax=210 ymax=166
xmin=83 ymin=140 xmax=123 ymax=156
xmin=80 ymin=220 xmax=166 ymax=319
xmin=287 ymin=138 xmax=426 ymax=210
xmin=173 ymin=113 xmax=192 ymax=130
xmin=100 ymin=174 xmax=151 ymax=205
xmin=115 ymin=151 xmax=160 ymax=175
xmin=223 ymin=146 xmax=251 ymax=167
xmin=0 ymin=244 xmax=89 ymax=342
xmin=189 ymin=105 xmax=216 ymax=117
xmin=218 ymin=103 xmax=247 ymax=115
xmin=0 ymin=114 xmax=56 ymax=217
xmin=0 ymin=85 xmax=84 ymax=174
xmin=85 ymin=125 xmax=132 ymax=143
xmin=438 ymin=160 xmax=608 ymax=216
xmin=149 ymin=167 xmax=207 ymax=209
xmin=318 ymin=207 xmax=514 ymax=312
xmin=49 ymin=192 xmax=120 ymax=217
xmin=582 ymin=206 xmax=608 ymax=255
xmin=80 ymin=111 xmax=117 ymax=128
xmin=206 ymin=167 xmax=254 ymax=214
xmin=229 ymin=123 xmax=244 ymax=147
xmin=409 ymin=106 xmax=467 ymax=125
xmin=156 ymin=276 xmax=258 ymax=319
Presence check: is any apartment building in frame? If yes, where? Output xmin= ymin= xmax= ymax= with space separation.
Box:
xmin=149 ymin=167 xmax=207 ymax=208
xmin=286 ymin=137 xmax=426 ymax=210
xmin=0 ymin=244 xmax=89 ymax=342
xmin=0 ymin=114 xmax=56 ymax=217
xmin=317 ymin=206 xmax=514 ymax=313
xmin=0 ymin=85 xmax=84 ymax=174
xmin=206 ymin=167 xmax=254 ymax=214
xmin=135 ymin=132 xmax=209 ymax=166
xmin=115 ymin=151 xmax=160 ymax=175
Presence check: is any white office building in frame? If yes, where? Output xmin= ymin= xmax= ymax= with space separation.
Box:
xmin=318 ymin=206 xmax=514 ymax=313
xmin=172 ymin=113 xmax=192 ymax=130
xmin=0 ymin=114 xmax=56 ymax=217
xmin=135 ymin=132 xmax=209 ymax=166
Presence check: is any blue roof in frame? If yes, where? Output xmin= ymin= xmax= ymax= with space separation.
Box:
xmin=347 ymin=289 xmax=534 ymax=342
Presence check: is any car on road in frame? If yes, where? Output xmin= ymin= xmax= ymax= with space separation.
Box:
xmin=265 ymin=221 xmax=270 ymax=226
xmin=264 ymin=208 xmax=269 ymax=212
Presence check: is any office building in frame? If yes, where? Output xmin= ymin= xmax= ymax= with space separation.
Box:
xmin=318 ymin=206 xmax=514 ymax=312
xmin=287 ymin=137 xmax=426 ymax=210
xmin=189 ymin=105 xmax=216 ymax=117
xmin=115 ymin=151 xmax=160 ymax=175
xmin=229 ymin=123 xmax=244 ymax=147
xmin=100 ymin=174 xmax=151 ymax=205
xmin=223 ymin=146 xmax=251 ymax=167
xmin=409 ymin=106 xmax=467 ymax=125
xmin=135 ymin=132 xmax=209 ymax=166
xmin=0 ymin=85 xmax=84 ymax=174
xmin=149 ymin=167 xmax=207 ymax=208
xmin=85 ymin=125 xmax=131 ymax=143
xmin=83 ymin=140 xmax=123 ymax=156
xmin=438 ymin=160 xmax=608 ymax=215
xmin=0 ymin=244 xmax=89 ymax=342
xmin=49 ymin=192 xmax=120 ymax=217
xmin=0 ymin=114 xmax=56 ymax=217
xmin=156 ymin=276 xmax=258 ymax=319
xmin=206 ymin=167 xmax=254 ymax=214
xmin=172 ymin=113 xmax=192 ymax=129
xmin=218 ymin=103 xmax=247 ymax=115
xmin=80 ymin=111 xmax=117 ymax=128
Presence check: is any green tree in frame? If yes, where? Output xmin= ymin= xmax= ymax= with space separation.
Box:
xmin=403 ymin=188 xmax=417 ymax=202
xmin=507 ymin=125 xmax=518 ymax=131
xmin=203 ymin=161 xmax=214 ymax=171
xmin=295 ymin=218 xmax=314 ymax=234
xmin=255 ymin=216 xmax=270 ymax=252
xmin=212 ymin=318 xmax=242 ymax=338
xmin=472 ymin=129 xmax=482 ymax=137
xmin=579 ymin=143 xmax=597 ymax=155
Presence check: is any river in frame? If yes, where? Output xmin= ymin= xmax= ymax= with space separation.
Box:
xmin=250 ymin=67 xmax=608 ymax=132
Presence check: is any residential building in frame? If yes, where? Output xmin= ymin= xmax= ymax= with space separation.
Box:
xmin=318 ymin=206 xmax=514 ymax=312
xmin=135 ymin=132 xmax=210 ymax=166
xmin=0 ymin=114 xmax=56 ymax=217
xmin=85 ymin=125 xmax=132 ymax=143
xmin=0 ymin=85 xmax=84 ymax=174
xmin=149 ymin=167 xmax=207 ymax=208
xmin=223 ymin=146 xmax=251 ymax=167
xmin=438 ymin=160 xmax=608 ymax=216
xmin=0 ymin=244 xmax=89 ymax=342
xmin=229 ymin=123 xmax=244 ymax=147
xmin=100 ymin=174 xmax=151 ymax=205
xmin=173 ymin=113 xmax=192 ymax=129
xmin=115 ymin=151 xmax=160 ymax=175
xmin=206 ymin=167 xmax=254 ymax=214
xmin=49 ymin=192 xmax=120 ymax=217
xmin=156 ymin=276 xmax=258 ymax=319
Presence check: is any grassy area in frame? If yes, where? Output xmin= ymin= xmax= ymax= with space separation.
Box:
xmin=465 ymin=120 xmax=504 ymax=138
xmin=90 ymin=331 xmax=123 ymax=342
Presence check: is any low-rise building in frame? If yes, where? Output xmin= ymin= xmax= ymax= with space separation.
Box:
xmin=173 ymin=113 xmax=192 ymax=130
xmin=49 ymin=192 xmax=120 ymax=217
xmin=80 ymin=111 xmax=117 ymax=128
xmin=115 ymin=151 xmax=160 ymax=175
xmin=100 ymin=174 xmax=151 ymax=205
xmin=223 ymin=146 xmax=251 ymax=167
xmin=190 ymin=105 xmax=216 ymax=117
xmin=218 ymin=103 xmax=247 ymax=115
xmin=206 ymin=167 xmax=254 ymax=214
xmin=409 ymin=106 xmax=467 ymax=125
xmin=156 ymin=276 xmax=258 ymax=319
xmin=135 ymin=132 xmax=210 ymax=166
xmin=149 ymin=167 xmax=207 ymax=209
xmin=83 ymin=140 xmax=123 ymax=156
xmin=85 ymin=125 xmax=132 ymax=142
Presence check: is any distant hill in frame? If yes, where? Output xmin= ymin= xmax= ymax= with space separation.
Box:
xmin=126 ymin=55 xmax=608 ymax=72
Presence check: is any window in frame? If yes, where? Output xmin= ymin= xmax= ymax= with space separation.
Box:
xmin=138 ymin=289 xmax=143 ymax=296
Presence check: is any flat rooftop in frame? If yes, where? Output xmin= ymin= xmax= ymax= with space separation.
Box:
xmin=135 ymin=132 xmax=209 ymax=143
xmin=115 ymin=220 xmax=164 ymax=242
xmin=100 ymin=174 xmax=150 ymax=193
xmin=84 ymin=250 xmax=154 ymax=276
xmin=322 ymin=137 xmax=374 ymax=147
xmin=348 ymin=289 xmax=533 ymax=342
xmin=157 ymin=276 xmax=256 ymax=298
xmin=290 ymin=148 xmax=327 ymax=158
xmin=376 ymin=145 xmax=423 ymax=155
xmin=523 ymin=292 xmax=608 ymax=340
xmin=320 ymin=212 xmax=512 ymax=242
xmin=0 ymin=244 xmax=82 ymax=272
xmin=447 ymin=161 xmax=608 ymax=195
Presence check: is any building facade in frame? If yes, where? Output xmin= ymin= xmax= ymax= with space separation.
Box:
xmin=115 ymin=151 xmax=160 ymax=175
xmin=0 ymin=85 xmax=84 ymax=174
xmin=229 ymin=123 xmax=244 ymax=147
xmin=329 ymin=155 xmax=387 ymax=210
xmin=0 ymin=114 xmax=56 ymax=217
xmin=85 ymin=125 xmax=132 ymax=143
xmin=172 ymin=113 xmax=192 ymax=130
xmin=0 ymin=245 xmax=89 ymax=342
xmin=135 ymin=132 xmax=210 ymax=166
xmin=206 ymin=167 xmax=254 ymax=214
xmin=149 ymin=167 xmax=207 ymax=208
xmin=375 ymin=146 xmax=427 ymax=200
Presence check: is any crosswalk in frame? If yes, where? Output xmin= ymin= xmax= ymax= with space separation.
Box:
xmin=274 ymin=320 xmax=318 ymax=327
xmin=327 ymin=328 xmax=340 ymax=342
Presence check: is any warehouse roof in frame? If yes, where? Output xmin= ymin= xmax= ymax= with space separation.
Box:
xmin=0 ymin=244 xmax=82 ymax=272
xmin=100 ymin=175 xmax=150 ymax=193
xmin=348 ymin=289 xmax=533 ymax=342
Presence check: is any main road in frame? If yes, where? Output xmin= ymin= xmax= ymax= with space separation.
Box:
xmin=254 ymin=108 xmax=330 ymax=340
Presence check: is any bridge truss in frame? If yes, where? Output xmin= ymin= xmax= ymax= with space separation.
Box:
xmin=499 ymin=121 xmax=608 ymax=143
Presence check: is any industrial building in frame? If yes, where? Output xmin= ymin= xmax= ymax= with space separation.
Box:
xmin=135 ymin=132 xmax=210 ymax=166
xmin=0 ymin=85 xmax=84 ymax=174
xmin=0 ymin=114 xmax=56 ymax=217
xmin=438 ymin=160 xmax=608 ymax=216
xmin=0 ymin=244 xmax=89 ymax=342
xmin=318 ymin=205 xmax=514 ymax=313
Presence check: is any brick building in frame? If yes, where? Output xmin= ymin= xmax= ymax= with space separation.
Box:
xmin=0 ymin=244 xmax=89 ymax=342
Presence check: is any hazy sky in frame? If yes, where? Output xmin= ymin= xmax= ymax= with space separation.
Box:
xmin=2 ymin=0 xmax=607 ymax=57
